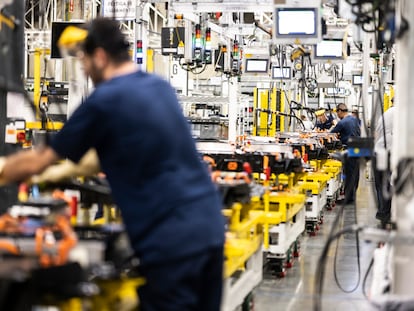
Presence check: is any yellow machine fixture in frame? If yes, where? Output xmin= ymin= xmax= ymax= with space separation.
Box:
xmin=253 ymin=88 xmax=285 ymax=137
xmin=383 ymin=84 xmax=394 ymax=112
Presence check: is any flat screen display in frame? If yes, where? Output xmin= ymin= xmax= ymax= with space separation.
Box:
xmin=315 ymin=39 xmax=344 ymax=59
xmin=245 ymin=59 xmax=269 ymax=73
xmin=276 ymin=8 xmax=317 ymax=36
xmin=326 ymin=87 xmax=346 ymax=96
xmin=352 ymin=74 xmax=363 ymax=85
xmin=271 ymin=66 xmax=291 ymax=79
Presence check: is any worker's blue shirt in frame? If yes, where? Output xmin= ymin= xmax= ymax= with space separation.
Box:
xmin=330 ymin=115 xmax=361 ymax=145
xmin=315 ymin=114 xmax=334 ymax=130
xmin=50 ymin=71 xmax=225 ymax=266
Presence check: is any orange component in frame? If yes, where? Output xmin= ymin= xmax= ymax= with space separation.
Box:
xmin=0 ymin=240 xmax=20 ymax=255
xmin=263 ymin=155 xmax=269 ymax=169
xmin=52 ymin=189 xmax=72 ymax=205
xmin=274 ymin=152 xmax=281 ymax=161
xmin=35 ymin=215 xmax=77 ymax=267
xmin=211 ymin=170 xmax=221 ymax=182
xmin=203 ymin=155 xmax=216 ymax=168
xmin=227 ymin=161 xmax=238 ymax=171
xmin=0 ymin=213 xmax=20 ymax=232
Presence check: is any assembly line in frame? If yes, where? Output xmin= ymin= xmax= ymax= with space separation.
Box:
xmin=0 ymin=0 xmax=413 ymax=311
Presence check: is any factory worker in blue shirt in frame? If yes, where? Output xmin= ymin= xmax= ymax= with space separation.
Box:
xmin=330 ymin=103 xmax=361 ymax=204
xmin=315 ymin=109 xmax=335 ymax=130
xmin=0 ymin=17 xmax=225 ymax=311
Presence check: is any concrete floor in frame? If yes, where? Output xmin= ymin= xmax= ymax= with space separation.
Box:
xmin=254 ymin=165 xmax=379 ymax=311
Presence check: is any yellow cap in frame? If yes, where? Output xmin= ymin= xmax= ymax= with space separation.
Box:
xmin=315 ymin=109 xmax=325 ymax=117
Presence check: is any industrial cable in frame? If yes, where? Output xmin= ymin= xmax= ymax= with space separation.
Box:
xmin=313 ymin=158 xmax=364 ymax=311
xmin=362 ymin=256 xmax=374 ymax=300
xmin=313 ymin=223 xmax=366 ymax=311
xmin=287 ymin=100 xmax=306 ymax=130
xmin=332 ymin=190 xmax=362 ymax=294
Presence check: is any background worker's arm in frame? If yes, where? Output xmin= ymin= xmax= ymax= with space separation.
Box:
xmin=0 ymin=147 xmax=59 ymax=184
xmin=31 ymin=149 xmax=100 ymax=184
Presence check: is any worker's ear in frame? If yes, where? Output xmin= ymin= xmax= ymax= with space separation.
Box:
xmin=93 ymin=47 xmax=109 ymax=69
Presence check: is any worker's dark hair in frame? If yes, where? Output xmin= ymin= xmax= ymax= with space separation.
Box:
xmin=336 ymin=103 xmax=348 ymax=112
xmin=83 ymin=18 xmax=130 ymax=63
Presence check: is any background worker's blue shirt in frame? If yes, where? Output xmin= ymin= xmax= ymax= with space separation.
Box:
xmin=315 ymin=114 xmax=334 ymax=130
xmin=330 ymin=115 xmax=361 ymax=145
xmin=51 ymin=71 xmax=225 ymax=266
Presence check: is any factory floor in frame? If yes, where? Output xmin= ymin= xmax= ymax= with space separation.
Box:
xmin=254 ymin=162 xmax=379 ymax=311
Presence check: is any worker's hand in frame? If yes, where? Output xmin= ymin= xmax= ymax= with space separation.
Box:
xmin=30 ymin=149 xmax=100 ymax=184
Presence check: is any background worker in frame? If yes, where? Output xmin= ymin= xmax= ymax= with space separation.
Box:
xmin=374 ymin=103 xmax=395 ymax=227
xmin=0 ymin=18 xmax=225 ymax=311
xmin=300 ymin=114 xmax=314 ymax=130
xmin=315 ymin=109 xmax=335 ymax=130
xmin=352 ymin=109 xmax=362 ymax=126
xmin=330 ymin=103 xmax=361 ymax=204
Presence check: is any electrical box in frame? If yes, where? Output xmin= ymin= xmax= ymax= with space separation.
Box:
xmin=189 ymin=118 xmax=228 ymax=141
xmin=161 ymin=27 xmax=185 ymax=56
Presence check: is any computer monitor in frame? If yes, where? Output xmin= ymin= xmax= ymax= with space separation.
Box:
xmin=312 ymin=39 xmax=347 ymax=63
xmin=326 ymin=87 xmax=346 ymax=96
xmin=51 ymin=22 xmax=85 ymax=58
xmin=244 ymin=58 xmax=269 ymax=73
xmin=352 ymin=74 xmax=363 ymax=85
xmin=274 ymin=6 xmax=321 ymax=44
xmin=271 ymin=66 xmax=292 ymax=80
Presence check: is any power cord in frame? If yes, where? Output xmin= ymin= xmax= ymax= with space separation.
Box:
xmin=332 ymin=199 xmax=361 ymax=293
xmin=313 ymin=156 xmax=364 ymax=311
xmin=313 ymin=223 xmax=366 ymax=311
xmin=362 ymin=256 xmax=374 ymax=300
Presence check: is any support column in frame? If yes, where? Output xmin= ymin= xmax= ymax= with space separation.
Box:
xmin=228 ymin=76 xmax=239 ymax=142
xmin=0 ymin=0 xmax=24 ymax=212
xmin=362 ymin=31 xmax=375 ymax=131
xmin=135 ymin=1 xmax=148 ymax=71
xmin=391 ymin=0 xmax=414 ymax=296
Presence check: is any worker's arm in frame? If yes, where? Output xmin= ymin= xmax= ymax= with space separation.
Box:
xmin=0 ymin=147 xmax=59 ymax=184
xmin=330 ymin=121 xmax=343 ymax=134
xmin=31 ymin=148 xmax=100 ymax=184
